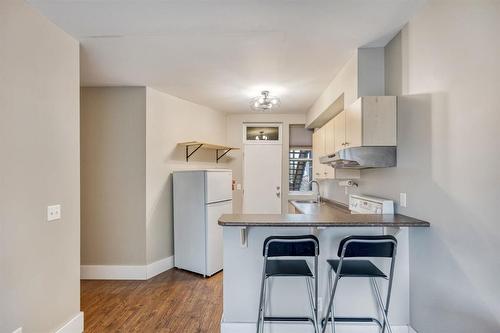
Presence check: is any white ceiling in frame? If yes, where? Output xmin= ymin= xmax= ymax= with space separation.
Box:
xmin=28 ymin=0 xmax=425 ymax=114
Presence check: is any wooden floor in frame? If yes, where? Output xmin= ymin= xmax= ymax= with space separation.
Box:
xmin=81 ymin=269 xmax=223 ymax=332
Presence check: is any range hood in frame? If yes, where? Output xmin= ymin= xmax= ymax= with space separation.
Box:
xmin=319 ymin=146 xmax=396 ymax=169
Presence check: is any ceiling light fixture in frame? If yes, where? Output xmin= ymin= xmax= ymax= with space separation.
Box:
xmin=255 ymin=131 xmax=268 ymax=140
xmin=250 ymin=90 xmax=280 ymax=111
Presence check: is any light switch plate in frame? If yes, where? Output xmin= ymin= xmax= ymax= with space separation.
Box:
xmin=47 ymin=204 xmax=61 ymax=222
xmin=400 ymin=193 xmax=407 ymax=207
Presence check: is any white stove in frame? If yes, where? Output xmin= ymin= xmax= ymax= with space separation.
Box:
xmin=349 ymin=194 xmax=394 ymax=214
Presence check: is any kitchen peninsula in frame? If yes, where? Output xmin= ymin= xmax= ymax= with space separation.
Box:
xmin=218 ymin=200 xmax=429 ymax=333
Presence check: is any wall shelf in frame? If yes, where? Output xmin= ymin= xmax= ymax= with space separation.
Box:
xmin=178 ymin=141 xmax=239 ymax=163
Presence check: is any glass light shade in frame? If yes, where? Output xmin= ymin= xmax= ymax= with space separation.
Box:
xmin=250 ymin=90 xmax=280 ymax=111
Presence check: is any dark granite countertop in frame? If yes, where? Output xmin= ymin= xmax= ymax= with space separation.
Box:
xmin=218 ymin=200 xmax=430 ymax=227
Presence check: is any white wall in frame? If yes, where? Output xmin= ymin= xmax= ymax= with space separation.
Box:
xmin=306 ymin=48 xmax=385 ymax=128
xmin=311 ymin=1 xmax=500 ymax=331
xmin=80 ymin=87 xmax=228 ymax=268
xmin=403 ymin=2 xmax=500 ymax=331
xmin=0 ymin=1 xmax=80 ymax=331
xmin=358 ymin=47 xmax=385 ymax=97
xmin=146 ymin=87 xmax=227 ymax=263
xmin=81 ymin=87 xmax=147 ymax=265
xmin=306 ymin=54 xmax=358 ymax=127
xmin=226 ymin=113 xmax=307 ymax=213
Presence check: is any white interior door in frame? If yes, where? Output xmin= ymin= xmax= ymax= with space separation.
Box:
xmin=243 ymin=144 xmax=282 ymax=214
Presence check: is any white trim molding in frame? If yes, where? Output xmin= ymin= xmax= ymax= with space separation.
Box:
xmin=81 ymin=256 xmax=174 ymax=280
xmin=221 ymin=322 xmax=413 ymax=333
xmin=55 ymin=312 xmax=84 ymax=333
xmin=81 ymin=264 xmax=147 ymax=280
xmin=146 ymin=256 xmax=175 ymax=279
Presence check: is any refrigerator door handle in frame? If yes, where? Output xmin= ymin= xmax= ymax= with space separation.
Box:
xmin=206 ymin=199 xmax=232 ymax=206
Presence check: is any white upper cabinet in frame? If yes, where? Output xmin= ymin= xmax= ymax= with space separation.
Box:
xmin=324 ymin=118 xmax=335 ymax=157
xmin=311 ymin=95 xmax=396 ymax=180
xmin=312 ymin=127 xmax=325 ymax=179
xmin=313 ymin=118 xmax=360 ymax=180
xmin=345 ymin=96 xmax=397 ymax=148
xmin=333 ymin=110 xmax=346 ymax=152
xmin=345 ymin=98 xmax=362 ymax=148
xmin=323 ymin=119 xmax=335 ymax=178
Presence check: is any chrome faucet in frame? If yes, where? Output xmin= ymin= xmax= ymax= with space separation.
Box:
xmin=309 ymin=180 xmax=321 ymax=203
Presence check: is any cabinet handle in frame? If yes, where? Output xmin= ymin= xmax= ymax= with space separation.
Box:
xmin=345 ymin=142 xmax=349 ymax=146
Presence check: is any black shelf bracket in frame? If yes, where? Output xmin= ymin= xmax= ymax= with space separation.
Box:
xmin=216 ymin=148 xmax=233 ymax=163
xmin=185 ymin=144 xmax=203 ymax=162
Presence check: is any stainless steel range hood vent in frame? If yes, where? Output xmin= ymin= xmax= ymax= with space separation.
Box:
xmin=319 ymin=146 xmax=397 ymax=169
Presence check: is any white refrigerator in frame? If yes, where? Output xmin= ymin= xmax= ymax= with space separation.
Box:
xmin=173 ymin=169 xmax=232 ymax=277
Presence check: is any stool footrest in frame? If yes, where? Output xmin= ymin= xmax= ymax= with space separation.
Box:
xmin=322 ymin=316 xmax=382 ymax=327
xmin=264 ymin=316 xmax=314 ymax=323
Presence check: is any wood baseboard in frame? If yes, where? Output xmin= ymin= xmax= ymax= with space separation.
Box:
xmin=81 ymin=256 xmax=174 ymax=280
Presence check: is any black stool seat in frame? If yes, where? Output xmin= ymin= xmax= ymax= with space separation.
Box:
xmin=266 ymin=259 xmax=313 ymax=277
xmin=258 ymin=235 xmax=320 ymax=332
xmin=327 ymin=259 xmax=387 ymax=278
xmin=323 ymin=235 xmax=397 ymax=333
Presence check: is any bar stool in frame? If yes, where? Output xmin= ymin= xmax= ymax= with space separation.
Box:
xmin=322 ymin=235 xmax=397 ymax=333
xmin=256 ymin=235 xmax=320 ymax=333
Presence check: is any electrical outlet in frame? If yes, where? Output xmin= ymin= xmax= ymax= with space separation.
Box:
xmin=400 ymin=193 xmax=407 ymax=208
xmin=47 ymin=204 xmax=61 ymax=222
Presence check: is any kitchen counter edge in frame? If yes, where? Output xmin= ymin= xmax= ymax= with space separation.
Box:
xmin=218 ymin=200 xmax=430 ymax=227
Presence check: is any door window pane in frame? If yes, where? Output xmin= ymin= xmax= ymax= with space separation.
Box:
xmin=289 ymin=148 xmax=313 ymax=192
xmin=246 ymin=126 xmax=280 ymax=141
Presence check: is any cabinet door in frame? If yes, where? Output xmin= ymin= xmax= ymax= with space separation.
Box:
xmin=324 ymin=118 xmax=335 ymax=155
xmin=362 ymin=96 xmax=397 ymax=146
xmin=312 ymin=129 xmax=324 ymax=179
xmin=323 ymin=119 xmax=335 ymax=178
xmin=346 ymin=98 xmax=362 ymax=148
xmin=334 ymin=110 xmax=346 ymax=152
